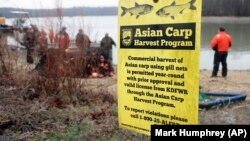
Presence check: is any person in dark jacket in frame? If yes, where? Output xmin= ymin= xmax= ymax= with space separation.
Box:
xmin=76 ymin=29 xmax=91 ymax=52
xmin=75 ymin=29 xmax=91 ymax=76
xmin=100 ymin=33 xmax=116 ymax=62
xmin=34 ymin=29 xmax=48 ymax=74
xmin=23 ymin=26 xmax=36 ymax=64
xmin=86 ymin=49 xmax=99 ymax=78
xmin=210 ymin=27 xmax=232 ymax=78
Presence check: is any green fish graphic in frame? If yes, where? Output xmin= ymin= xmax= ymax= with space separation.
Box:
xmin=156 ymin=0 xmax=196 ymax=19
xmin=121 ymin=2 xmax=154 ymax=19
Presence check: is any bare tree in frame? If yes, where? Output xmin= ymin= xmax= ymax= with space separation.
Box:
xmin=55 ymin=0 xmax=63 ymax=30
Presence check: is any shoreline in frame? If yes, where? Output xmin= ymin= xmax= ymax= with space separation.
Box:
xmin=200 ymin=70 xmax=250 ymax=100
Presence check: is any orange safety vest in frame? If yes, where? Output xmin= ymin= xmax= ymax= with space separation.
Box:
xmin=49 ymin=31 xmax=54 ymax=42
xmin=55 ymin=33 xmax=70 ymax=50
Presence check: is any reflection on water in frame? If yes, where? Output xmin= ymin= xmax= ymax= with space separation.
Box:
xmin=201 ymin=17 xmax=250 ymax=70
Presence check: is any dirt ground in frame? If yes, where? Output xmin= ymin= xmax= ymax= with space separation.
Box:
xmin=199 ymin=70 xmax=250 ymax=124
xmin=86 ymin=68 xmax=250 ymax=124
xmin=0 ymin=46 xmax=249 ymax=140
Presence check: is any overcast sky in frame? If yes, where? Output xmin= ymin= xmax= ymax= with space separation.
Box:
xmin=0 ymin=0 xmax=119 ymax=9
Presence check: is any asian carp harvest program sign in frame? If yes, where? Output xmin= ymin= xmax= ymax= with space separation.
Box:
xmin=118 ymin=0 xmax=202 ymax=135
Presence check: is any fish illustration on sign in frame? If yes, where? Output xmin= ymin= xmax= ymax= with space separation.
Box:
xmin=121 ymin=2 xmax=154 ymax=19
xmin=156 ymin=0 xmax=196 ymax=20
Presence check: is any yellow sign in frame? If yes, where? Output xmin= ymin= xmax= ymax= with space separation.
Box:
xmin=118 ymin=0 xmax=202 ymax=135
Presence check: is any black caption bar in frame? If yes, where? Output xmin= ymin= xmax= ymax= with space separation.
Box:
xmin=151 ymin=125 xmax=249 ymax=140
xmin=120 ymin=23 xmax=196 ymax=50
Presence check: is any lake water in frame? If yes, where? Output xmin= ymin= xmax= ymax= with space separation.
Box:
xmin=6 ymin=16 xmax=250 ymax=70
xmin=201 ymin=17 xmax=250 ymax=70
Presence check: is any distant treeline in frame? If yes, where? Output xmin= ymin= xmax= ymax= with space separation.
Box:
xmin=1 ymin=0 xmax=250 ymax=18
xmin=0 ymin=7 xmax=117 ymax=18
xmin=202 ymin=0 xmax=250 ymax=16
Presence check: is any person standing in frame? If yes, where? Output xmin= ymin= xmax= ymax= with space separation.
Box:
xmin=75 ymin=29 xmax=91 ymax=76
xmin=100 ymin=33 xmax=116 ymax=62
xmin=55 ymin=27 xmax=70 ymax=59
xmin=23 ymin=26 xmax=36 ymax=64
xmin=49 ymin=29 xmax=54 ymax=44
xmin=75 ymin=29 xmax=91 ymax=54
xmin=34 ymin=29 xmax=48 ymax=73
xmin=75 ymin=29 xmax=84 ymax=50
xmin=55 ymin=27 xmax=70 ymax=50
xmin=210 ymin=27 xmax=232 ymax=78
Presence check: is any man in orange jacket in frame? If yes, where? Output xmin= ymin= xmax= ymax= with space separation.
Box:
xmin=55 ymin=27 xmax=70 ymax=50
xmin=55 ymin=27 xmax=70 ymax=60
xmin=49 ymin=29 xmax=54 ymax=44
xmin=210 ymin=27 xmax=232 ymax=78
